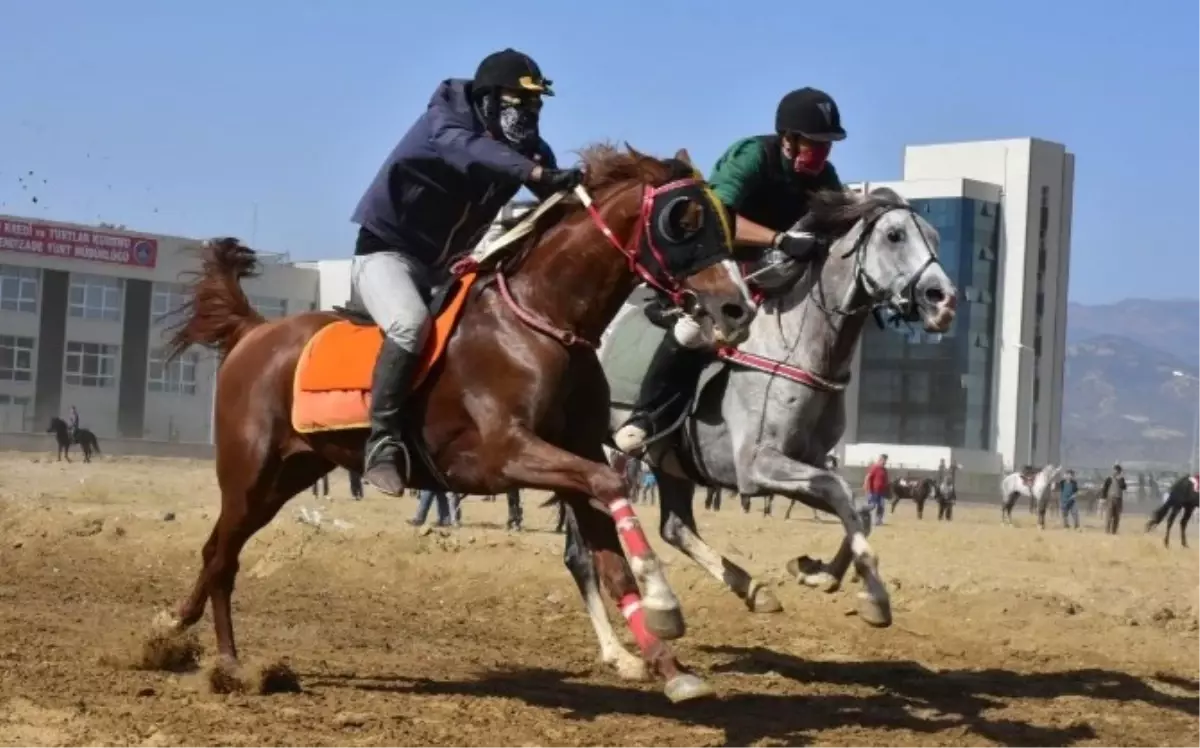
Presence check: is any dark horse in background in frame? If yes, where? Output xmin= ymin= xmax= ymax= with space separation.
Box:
xmin=1145 ymin=474 xmax=1200 ymax=548
xmin=888 ymin=477 xmax=941 ymax=520
xmin=46 ymin=417 xmax=101 ymax=463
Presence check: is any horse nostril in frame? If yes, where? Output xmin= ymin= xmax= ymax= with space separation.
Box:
xmin=721 ymin=303 xmax=746 ymax=322
xmin=924 ymin=288 xmax=945 ymax=305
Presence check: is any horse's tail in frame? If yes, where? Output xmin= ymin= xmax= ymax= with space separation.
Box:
xmin=163 ymin=238 xmax=265 ymax=362
xmin=90 ymin=433 xmax=101 ymax=455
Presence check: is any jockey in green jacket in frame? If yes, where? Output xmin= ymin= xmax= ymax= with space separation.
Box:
xmin=614 ymin=87 xmax=846 ymax=453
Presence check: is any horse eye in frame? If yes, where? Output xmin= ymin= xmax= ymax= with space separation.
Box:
xmin=885 ymin=228 xmax=904 ymax=243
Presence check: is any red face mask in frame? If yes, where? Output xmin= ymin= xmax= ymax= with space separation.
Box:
xmin=791 ymin=140 xmax=832 ymax=175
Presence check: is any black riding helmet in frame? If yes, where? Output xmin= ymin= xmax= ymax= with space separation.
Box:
xmin=473 ymin=48 xmax=555 ymax=96
xmin=775 ymin=87 xmax=845 ymax=142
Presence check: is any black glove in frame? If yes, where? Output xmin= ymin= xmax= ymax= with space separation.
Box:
xmin=536 ymin=167 xmax=585 ymax=192
xmin=772 ymin=230 xmax=822 ymax=262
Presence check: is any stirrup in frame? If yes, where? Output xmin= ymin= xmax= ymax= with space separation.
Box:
xmin=365 ymin=437 xmax=411 ymax=483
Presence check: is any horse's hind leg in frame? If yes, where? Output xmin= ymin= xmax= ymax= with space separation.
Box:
xmin=1162 ymin=505 xmax=1180 ymax=547
xmin=161 ymin=450 xmax=331 ymax=664
xmin=656 ymin=471 xmax=781 ymax=614
xmin=1179 ymin=505 xmax=1194 ymax=548
xmin=560 ymin=503 xmax=647 ymax=681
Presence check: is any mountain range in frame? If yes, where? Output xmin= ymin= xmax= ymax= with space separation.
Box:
xmin=1062 ymin=298 xmax=1198 ymax=468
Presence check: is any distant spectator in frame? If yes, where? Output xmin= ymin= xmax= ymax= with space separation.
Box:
xmin=864 ymin=454 xmax=889 ymax=525
xmin=506 ymin=489 xmax=523 ymax=531
xmin=409 ymin=490 xmax=452 ymax=527
xmin=1058 ymin=469 xmax=1080 ymax=529
xmin=704 ymin=485 xmax=722 ymax=511
xmin=1102 ymin=464 xmax=1127 ymax=534
xmin=311 ymin=473 xmax=329 ymax=498
xmin=348 ymin=470 xmax=364 ymax=501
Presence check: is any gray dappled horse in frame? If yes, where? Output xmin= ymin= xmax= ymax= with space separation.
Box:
xmin=1000 ymin=464 xmax=1061 ymax=527
xmin=556 ymin=188 xmax=958 ymax=685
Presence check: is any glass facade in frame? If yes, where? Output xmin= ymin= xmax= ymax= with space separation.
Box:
xmin=856 ymin=197 xmax=1001 ymax=449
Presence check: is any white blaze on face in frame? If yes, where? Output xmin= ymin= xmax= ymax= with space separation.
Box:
xmin=721 ymin=259 xmax=756 ymax=313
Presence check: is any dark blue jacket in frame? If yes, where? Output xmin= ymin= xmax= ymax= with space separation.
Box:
xmin=351 ymin=78 xmax=557 ymax=269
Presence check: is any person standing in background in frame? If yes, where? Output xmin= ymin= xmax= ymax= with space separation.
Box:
xmin=704 ymin=485 xmax=722 ymax=511
xmin=348 ymin=470 xmax=364 ymax=501
xmin=1102 ymin=464 xmax=1127 ymax=534
xmin=864 ymin=454 xmax=889 ymax=526
xmin=1058 ymin=469 xmax=1080 ymax=529
xmin=505 ymin=489 xmax=523 ymax=531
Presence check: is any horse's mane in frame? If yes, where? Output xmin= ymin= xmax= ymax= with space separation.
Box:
xmin=502 ymin=143 xmax=689 ymax=266
xmin=800 ymin=187 xmax=908 ymax=239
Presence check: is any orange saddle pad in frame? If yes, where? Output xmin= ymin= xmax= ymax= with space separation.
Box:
xmin=292 ymin=271 xmax=477 ymax=434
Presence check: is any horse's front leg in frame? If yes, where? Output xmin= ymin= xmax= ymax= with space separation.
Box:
xmin=654 ymin=470 xmax=782 ymax=614
xmin=744 ymin=446 xmax=891 ymax=628
xmin=1180 ymin=506 xmax=1194 ymax=548
xmin=500 ymin=432 xmax=709 ymax=702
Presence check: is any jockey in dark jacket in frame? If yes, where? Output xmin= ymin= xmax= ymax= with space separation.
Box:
xmin=351 ymin=48 xmax=584 ymax=495
xmin=614 ymin=87 xmax=846 ymax=453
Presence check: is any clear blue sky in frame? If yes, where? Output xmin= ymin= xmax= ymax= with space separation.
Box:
xmin=0 ymin=0 xmax=1195 ymax=304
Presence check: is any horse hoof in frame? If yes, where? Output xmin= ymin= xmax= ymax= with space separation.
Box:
xmin=207 ymin=655 xmax=248 ymax=694
xmin=664 ymin=673 xmax=715 ymax=703
xmin=151 ymin=609 xmax=182 ymax=633
xmin=747 ymin=586 xmax=783 ymax=614
xmin=786 ymin=555 xmax=823 ymax=579
xmin=800 ymin=571 xmax=839 ymax=593
xmin=643 ymin=605 xmax=686 ymax=641
xmin=604 ymin=653 xmax=649 ymax=682
xmin=856 ymin=591 xmax=893 ymax=628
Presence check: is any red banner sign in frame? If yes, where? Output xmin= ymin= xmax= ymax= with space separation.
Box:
xmin=0 ymin=219 xmax=158 ymax=269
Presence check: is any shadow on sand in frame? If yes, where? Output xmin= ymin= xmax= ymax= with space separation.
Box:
xmin=299 ymin=645 xmax=1198 ymax=746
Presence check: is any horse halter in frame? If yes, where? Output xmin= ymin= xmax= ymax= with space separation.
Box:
xmin=816 ymin=203 xmax=940 ymax=323
xmin=577 ymin=169 xmax=733 ymax=314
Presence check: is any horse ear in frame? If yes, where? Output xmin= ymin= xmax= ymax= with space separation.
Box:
xmin=674 ymin=148 xmax=693 ymax=167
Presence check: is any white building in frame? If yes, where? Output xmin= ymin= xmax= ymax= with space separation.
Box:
xmin=841 ymin=137 xmax=1075 ymax=472
xmin=0 ymin=216 xmax=317 ymax=443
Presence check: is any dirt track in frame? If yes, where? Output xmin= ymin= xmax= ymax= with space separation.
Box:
xmin=0 ymin=453 xmax=1196 ymax=746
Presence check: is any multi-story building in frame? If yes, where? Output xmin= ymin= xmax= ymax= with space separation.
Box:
xmin=843 ymin=137 xmax=1075 ymax=472
xmin=0 ymin=216 xmax=317 ymax=442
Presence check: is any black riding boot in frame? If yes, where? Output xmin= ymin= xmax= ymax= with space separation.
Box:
xmin=614 ymin=334 xmax=708 ymax=453
xmin=362 ymin=339 xmax=421 ymax=496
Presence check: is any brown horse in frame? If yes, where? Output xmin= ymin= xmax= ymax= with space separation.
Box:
xmin=149 ymin=144 xmax=755 ymax=703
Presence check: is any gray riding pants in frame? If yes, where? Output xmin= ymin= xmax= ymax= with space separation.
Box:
xmin=351 ymin=251 xmax=432 ymax=354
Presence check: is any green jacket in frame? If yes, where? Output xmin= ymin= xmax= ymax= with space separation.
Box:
xmin=709 ymin=135 xmax=843 ymax=234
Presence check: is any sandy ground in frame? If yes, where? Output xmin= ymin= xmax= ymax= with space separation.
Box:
xmin=0 ymin=452 xmax=1196 ymax=747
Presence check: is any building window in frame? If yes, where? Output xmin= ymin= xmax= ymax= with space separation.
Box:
xmin=0 ymin=335 xmax=35 ymax=382
xmin=148 ymin=347 xmax=199 ymax=395
xmin=250 ymin=295 xmax=287 ymax=319
xmin=0 ymin=264 xmax=39 ymax=313
xmin=64 ymin=341 xmax=119 ymax=387
xmin=0 ymin=393 xmax=33 ymax=432
xmin=69 ymin=273 xmax=124 ymax=321
xmin=151 ymin=282 xmax=189 ymax=320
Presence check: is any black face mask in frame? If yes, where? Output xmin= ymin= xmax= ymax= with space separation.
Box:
xmin=480 ymin=93 xmax=541 ymax=153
